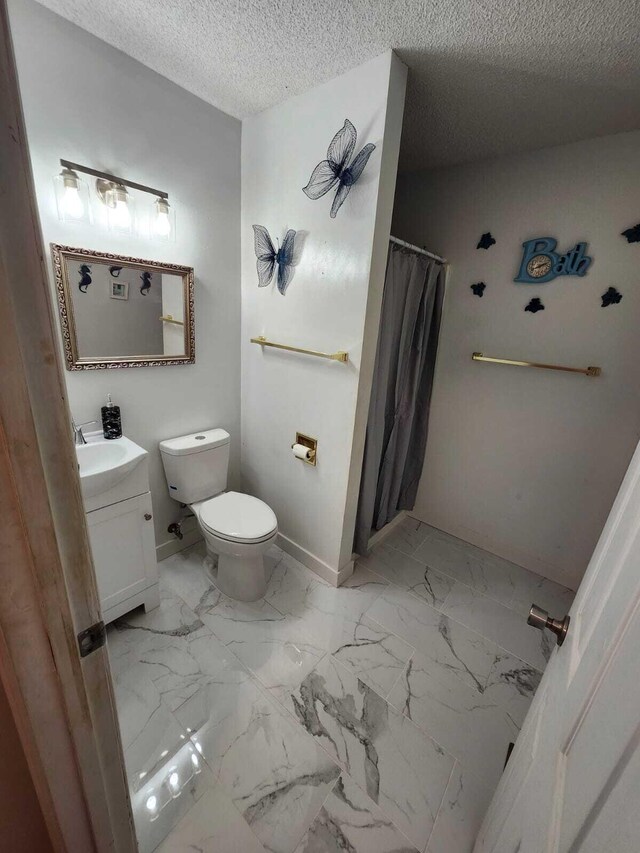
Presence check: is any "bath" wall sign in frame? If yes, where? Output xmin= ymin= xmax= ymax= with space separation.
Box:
xmin=514 ymin=237 xmax=592 ymax=284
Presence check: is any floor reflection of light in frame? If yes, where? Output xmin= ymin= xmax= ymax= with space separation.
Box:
xmin=132 ymin=739 xmax=204 ymax=826
xmin=168 ymin=770 xmax=180 ymax=798
xmin=145 ymin=794 xmax=159 ymax=821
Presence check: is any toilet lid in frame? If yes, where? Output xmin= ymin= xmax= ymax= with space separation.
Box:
xmin=198 ymin=491 xmax=277 ymax=543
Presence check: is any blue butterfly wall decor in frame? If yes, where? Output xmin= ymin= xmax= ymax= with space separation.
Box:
xmin=302 ymin=119 xmax=376 ymax=218
xmin=253 ymin=225 xmax=297 ymax=295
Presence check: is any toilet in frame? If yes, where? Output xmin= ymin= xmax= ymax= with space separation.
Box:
xmin=159 ymin=429 xmax=277 ymax=601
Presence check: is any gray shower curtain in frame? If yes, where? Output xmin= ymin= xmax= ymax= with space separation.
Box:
xmin=354 ymin=241 xmax=445 ymax=555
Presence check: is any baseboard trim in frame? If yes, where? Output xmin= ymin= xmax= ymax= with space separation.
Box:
xmin=410 ymin=512 xmax=578 ymax=591
xmin=366 ymin=511 xmax=407 ymax=552
xmin=276 ymin=533 xmax=354 ymax=587
xmin=156 ymin=529 xmax=203 ymax=562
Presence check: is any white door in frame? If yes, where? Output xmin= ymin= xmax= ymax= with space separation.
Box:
xmin=1 ymin=6 xmax=136 ymax=848
xmin=476 ymin=438 xmax=640 ymax=852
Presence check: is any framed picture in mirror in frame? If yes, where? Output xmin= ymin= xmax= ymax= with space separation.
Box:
xmin=110 ymin=280 xmax=129 ymax=300
xmin=51 ymin=244 xmax=194 ymax=369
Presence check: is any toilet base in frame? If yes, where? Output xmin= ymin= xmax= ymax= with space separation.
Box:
xmin=214 ymin=550 xmax=267 ymax=602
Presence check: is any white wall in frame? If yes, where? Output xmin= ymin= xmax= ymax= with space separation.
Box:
xmin=241 ymin=52 xmax=407 ymax=583
xmin=161 ymin=274 xmax=186 ymax=356
xmin=10 ymin=0 xmax=241 ymax=556
xmin=393 ymin=131 xmax=640 ymax=590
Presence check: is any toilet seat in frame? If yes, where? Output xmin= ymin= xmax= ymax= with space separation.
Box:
xmin=197 ymin=491 xmax=277 ymax=544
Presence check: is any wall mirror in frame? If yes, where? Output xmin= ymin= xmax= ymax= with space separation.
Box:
xmin=51 ymin=244 xmax=194 ymax=369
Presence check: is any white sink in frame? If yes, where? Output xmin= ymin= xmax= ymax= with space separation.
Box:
xmin=76 ymin=434 xmax=147 ymax=501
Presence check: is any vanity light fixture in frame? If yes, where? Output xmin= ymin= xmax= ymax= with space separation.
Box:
xmin=54 ymin=167 xmax=91 ymax=224
xmin=57 ymin=159 xmax=172 ymax=239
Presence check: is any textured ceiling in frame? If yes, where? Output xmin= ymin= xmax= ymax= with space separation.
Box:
xmin=35 ymin=0 xmax=640 ymax=171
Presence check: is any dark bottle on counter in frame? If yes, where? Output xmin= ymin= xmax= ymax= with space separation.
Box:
xmin=101 ymin=393 xmax=122 ymax=439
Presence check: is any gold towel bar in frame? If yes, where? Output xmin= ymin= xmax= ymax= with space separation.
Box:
xmin=251 ymin=336 xmax=349 ymax=363
xmin=472 ymin=352 xmax=601 ymax=377
xmin=160 ymin=315 xmax=184 ymax=326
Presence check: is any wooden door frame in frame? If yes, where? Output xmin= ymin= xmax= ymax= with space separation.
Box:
xmin=0 ymin=2 xmax=137 ymax=850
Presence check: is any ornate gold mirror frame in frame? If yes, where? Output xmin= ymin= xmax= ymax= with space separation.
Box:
xmin=51 ymin=243 xmax=195 ymax=370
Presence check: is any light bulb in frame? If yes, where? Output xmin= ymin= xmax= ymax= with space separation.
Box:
xmin=154 ymin=197 xmax=171 ymax=238
xmin=112 ymin=201 xmax=131 ymax=229
xmin=191 ymin=752 xmax=200 ymax=773
xmin=63 ymin=185 xmax=84 ymax=219
xmin=109 ymin=184 xmax=131 ymax=231
xmin=56 ymin=167 xmax=89 ymax=223
xmin=145 ymin=794 xmax=158 ymax=814
xmin=113 ymin=199 xmax=131 ymax=229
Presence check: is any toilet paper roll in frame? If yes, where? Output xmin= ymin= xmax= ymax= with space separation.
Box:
xmin=292 ymin=443 xmax=312 ymax=461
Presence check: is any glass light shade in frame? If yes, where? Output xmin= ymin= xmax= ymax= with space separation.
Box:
xmin=153 ymin=196 xmax=174 ymax=241
xmin=54 ymin=169 xmax=91 ymax=224
xmin=107 ymin=184 xmax=134 ymax=233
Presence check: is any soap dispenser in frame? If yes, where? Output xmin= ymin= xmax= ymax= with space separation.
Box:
xmin=101 ymin=394 xmax=122 ymax=440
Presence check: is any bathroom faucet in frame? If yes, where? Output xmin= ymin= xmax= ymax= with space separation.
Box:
xmin=72 ymin=418 xmax=97 ymax=446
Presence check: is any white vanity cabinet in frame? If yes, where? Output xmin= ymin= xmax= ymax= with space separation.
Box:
xmin=78 ymin=434 xmax=160 ymax=624
xmin=86 ymin=491 xmax=159 ymax=623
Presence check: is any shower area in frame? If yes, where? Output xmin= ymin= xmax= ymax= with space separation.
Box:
xmin=355 ymin=235 xmax=447 ymax=554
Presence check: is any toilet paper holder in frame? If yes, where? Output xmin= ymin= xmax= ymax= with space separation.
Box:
xmin=292 ymin=433 xmax=317 ymax=466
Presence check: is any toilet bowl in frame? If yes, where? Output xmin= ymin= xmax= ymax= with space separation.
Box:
xmin=159 ymin=429 xmax=278 ymax=602
xmin=192 ymin=491 xmax=277 ymax=601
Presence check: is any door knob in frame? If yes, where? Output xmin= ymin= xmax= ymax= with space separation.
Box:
xmin=527 ymin=604 xmax=570 ymax=646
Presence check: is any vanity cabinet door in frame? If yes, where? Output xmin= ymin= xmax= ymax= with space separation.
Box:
xmin=86 ymin=491 xmax=157 ymax=614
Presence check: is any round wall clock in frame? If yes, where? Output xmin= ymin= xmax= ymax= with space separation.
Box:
xmin=526 ymin=254 xmax=553 ymax=279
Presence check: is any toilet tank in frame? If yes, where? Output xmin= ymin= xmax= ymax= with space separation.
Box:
xmin=159 ymin=428 xmax=230 ymax=504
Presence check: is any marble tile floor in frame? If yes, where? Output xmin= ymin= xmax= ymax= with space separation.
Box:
xmin=107 ymin=517 xmax=574 ymax=853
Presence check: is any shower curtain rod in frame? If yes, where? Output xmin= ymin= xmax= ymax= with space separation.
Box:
xmin=389 ymin=235 xmax=447 ymax=265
